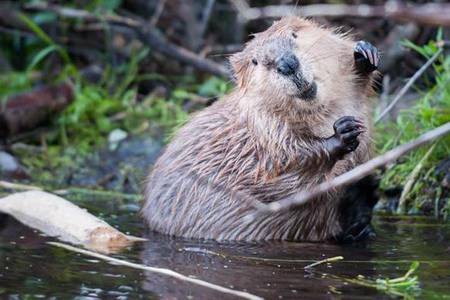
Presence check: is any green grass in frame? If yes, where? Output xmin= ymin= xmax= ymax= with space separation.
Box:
xmin=375 ymin=39 xmax=450 ymax=218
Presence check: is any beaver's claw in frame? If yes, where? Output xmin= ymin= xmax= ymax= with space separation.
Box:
xmin=332 ymin=116 xmax=365 ymax=157
xmin=354 ymin=40 xmax=379 ymax=74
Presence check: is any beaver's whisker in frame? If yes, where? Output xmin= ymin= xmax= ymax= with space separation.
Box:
xmin=307 ymin=53 xmax=337 ymax=63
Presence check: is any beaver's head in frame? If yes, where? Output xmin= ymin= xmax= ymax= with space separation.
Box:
xmin=230 ymin=17 xmax=359 ymax=115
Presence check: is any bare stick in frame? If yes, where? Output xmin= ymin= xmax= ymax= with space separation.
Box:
xmin=0 ymin=180 xmax=140 ymax=201
xmin=0 ymin=180 xmax=42 ymax=191
xmin=198 ymin=0 xmax=216 ymax=38
xmin=229 ymin=1 xmax=450 ymax=26
xmin=375 ymin=48 xmax=443 ymax=124
xmin=48 ymin=242 xmax=263 ymax=300
xmin=149 ymin=0 xmax=166 ymax=27
xmin=304 ymin=256 xmax=344 ymax=269
xmin=24 ymin=3 xmax=230 ymax=78
xmin=253 ymin=122 xmax=450 ymax=217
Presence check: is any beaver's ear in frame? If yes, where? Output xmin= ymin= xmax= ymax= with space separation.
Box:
xmin=229 ymin=52 xmax=252 ymax=89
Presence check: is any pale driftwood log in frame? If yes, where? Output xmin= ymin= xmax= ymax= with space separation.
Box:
xmin=230 ymin=0 xmax=450 ymax=26
xmin=0 ymin=191 xmax=145 ymax=253
xmin=252 ymin=122 xmax=450 ymax=217
xmin=49 ymin=242 xmax=263 ymax=300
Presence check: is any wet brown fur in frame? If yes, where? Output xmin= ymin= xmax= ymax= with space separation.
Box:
xmin=142 ymin=17 xmax=377 ymax=241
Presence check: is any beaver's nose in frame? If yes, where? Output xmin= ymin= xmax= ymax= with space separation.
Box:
xmin=276 ymin=53 xmax=299 ymax=76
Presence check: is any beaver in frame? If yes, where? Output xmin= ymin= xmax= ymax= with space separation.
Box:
xmin=142 ymin=17 xmax=380 ymax=242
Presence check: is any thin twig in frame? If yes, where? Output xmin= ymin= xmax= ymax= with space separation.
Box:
xmin=48 ymin=242 xmax=263 ymax=300
xmin=53 ymin=188 xmax=141 ymax=201
xmin=304 ymin=256 xmax=344 ymax=269
xmin=0 ymin=180 xmax=140 ymax=201
xmin=397 ymin=143 xmax=436 ymax=214
xmin=252 ymin=122 xmax=450 ymax=217
xmin=0 ymin=180 xmax=42 ymax=191
xmin=375 ymin=48 xmax=443 ymax=124
xmin=149 ymin=0 xmax=166 ymax=27
xmin=229 ymin=1 xmax=450 ymax=26
xmin=198 ymin=0 xmax=216 ymax=38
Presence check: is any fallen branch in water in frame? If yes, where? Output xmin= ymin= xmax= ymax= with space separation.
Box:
xmin=24 ymin=3 xmax=230 ymax=78
xmin=48 ymin=242 xmax=263 ymax=300
xmin=230 ymin=0 xmax=450 ymax=26
xmin=53 ymin=187 xmax=141 ymax=201
xmin=375 ymin=48 xmax=443 ymax=124
xmin=252 ymin=122 xmax=450 ymax=217
xmin=0 ymin=191 xmax=145 ymax=253
xmin=304 ymin=256 xmax=344 ymax=269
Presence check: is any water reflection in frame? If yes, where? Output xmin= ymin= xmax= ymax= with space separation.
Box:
xmin=0 ymin=210 xmax=449 ymax=299
xmin=138 ymin=233 xmax=380 ymax=299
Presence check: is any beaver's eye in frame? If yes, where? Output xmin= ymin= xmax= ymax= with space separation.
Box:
xmin=292 ymin=32 xmax=298 ymax=38
xmin=252 ymin=58 xmax=258 ymax=65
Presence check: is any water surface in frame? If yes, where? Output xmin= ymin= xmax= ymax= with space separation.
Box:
xmin=0 ymin=197 xmax=449 ymax=299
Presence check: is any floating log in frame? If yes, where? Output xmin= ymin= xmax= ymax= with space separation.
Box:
xmin=0 ymin=190 xmax=145 ymax=253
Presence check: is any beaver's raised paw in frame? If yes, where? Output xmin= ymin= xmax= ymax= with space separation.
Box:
xmin=354 ymin=41 xmax=379 ymax=74
xmin=332 ymin=116 xmax=365 ymax=156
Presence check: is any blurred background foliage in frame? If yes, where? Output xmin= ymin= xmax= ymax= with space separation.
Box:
xmin=0 ymin=0 xmax=448 ymax=217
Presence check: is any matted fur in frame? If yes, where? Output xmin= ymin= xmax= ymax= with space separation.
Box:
xmin=142 ymin=17 xmax=376 ymax=241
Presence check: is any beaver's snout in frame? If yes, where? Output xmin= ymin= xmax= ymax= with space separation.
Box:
xmin=276 ymin=53 xmax=299 ymax=76
xmin=276 ymin=52 xmax=317 ymax=101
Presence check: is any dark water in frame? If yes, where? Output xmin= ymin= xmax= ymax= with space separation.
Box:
xmin=0 ymin=197 xmax=449 ymax=299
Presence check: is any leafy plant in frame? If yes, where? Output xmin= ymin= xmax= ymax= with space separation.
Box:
xmin=376 ymin=38 xmax=450 ymax=216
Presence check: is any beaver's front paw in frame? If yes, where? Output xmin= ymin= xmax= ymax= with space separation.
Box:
xmin=330 ymin=116 xmax=365 ymax=157
xmin=354 ymin=40 xmax=379 ymax=74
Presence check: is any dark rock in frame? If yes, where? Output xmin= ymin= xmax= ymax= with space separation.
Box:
xmin=69 ymin=133 xmax=164 ymax=193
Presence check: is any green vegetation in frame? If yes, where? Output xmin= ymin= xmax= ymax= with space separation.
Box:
xmin=0 ymin=12 xmax=231 ymax=187
xmin=375 ymin=38 xmax=450 ymax=218
xmin=348 ymin=262 xmax=421 ymax=299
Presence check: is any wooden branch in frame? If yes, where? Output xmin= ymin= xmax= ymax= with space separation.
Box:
xmin=0 ymin=180 xmax=42 ymax=191
xmin=0 ymin=191 xmax=146 ymax=253
xmin=137 ymin=24 xmax=229 ymax=77
xmin=304 ymin=256 xmax=343 ymax=269
xmin=49 ymin=242 xmax=262 ymax=300
xmin=24 ymin=3 xmax=230 ymax=78
xmin=0 ymin=180 xmax=141 ymax=201
xmin=198 ymin=0 xmax=216 ymax=38
xmin=149 ymin=0 xmax=167 ymax=27
xmin=375 ymin=48 xmax=443 ymax=124
xmin=229 ymin=0 xmax=450 ymax=26
xmin=252 ymin=122 xmax=450 ymax=217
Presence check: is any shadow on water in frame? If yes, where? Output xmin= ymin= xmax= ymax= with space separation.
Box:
xmin=0 ymin=197 xmax=449 ymax=299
